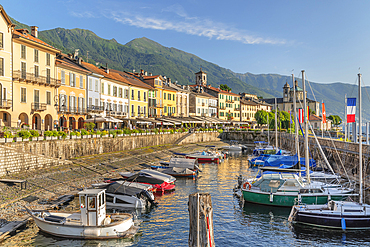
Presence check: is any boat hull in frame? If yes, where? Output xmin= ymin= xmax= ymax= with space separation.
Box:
xmin=32 ymin=213 xmax=137 ymax=239
xmin=294 ymin=211 xmax=370 ymax=230
xmin=242 ymin=190 xmax=347 ymax=207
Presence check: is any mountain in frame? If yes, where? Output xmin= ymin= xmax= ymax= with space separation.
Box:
xmin=10 ymin=17 xmax=370 ymax=121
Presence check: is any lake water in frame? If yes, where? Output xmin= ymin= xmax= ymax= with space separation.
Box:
xmin=3 ymin=152 xmax=370 ymax=246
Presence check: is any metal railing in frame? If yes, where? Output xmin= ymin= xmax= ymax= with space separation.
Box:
xmin=13 ymin=70 xmax=61 ymax=87
xmin=0 ymin=99 xmax=11 ymax=109
xmin=87 ymin=106 xmax=104 ymax=112
xmin=31 ymin=102 xmax=46 ymax=111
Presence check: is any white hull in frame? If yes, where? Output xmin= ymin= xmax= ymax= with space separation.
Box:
xmin=106 ymin=193 xmax=147 ymax=209
xmin=29 ymin=210 xmax=137 ymax=239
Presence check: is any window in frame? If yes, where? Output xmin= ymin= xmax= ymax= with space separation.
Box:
xmin=108 ymin=85 xmax=111 ymax=95
xmin=80 ymin=76 xmax=83 ymax=88
xmin=46 ymin=91 xmax=51 ymax=105
xmin=0 ymin=32 xmax=3 ymax=48
xmin=131 ymin=90 xmax=134 ymax=100
xmin=88 ymin=197 xmax=96 ymax=210
xmin=113 ymin=86 xmax=117 ymax=97
xmin=124 ymin=89 xmax=128 ymax=98
xmin=61 ymin=70 xmax=65 ymax=84
xmin=46 ymin=53 xmax=50 ymax=66
xmin=89 ymin=98 xmax=92 ymax=106
xmin=119 ymin=88 xmax=123 ymax=98
xmin=131 ymin=104 xmax=134 ymax=115
xmin=21 ymin=45 xmax=26 ymax=59
xmin=164 ymin=106 xmax=167 ymax=113
xmin=89 ymin=78 xmax=92 ymax=91
xmin=34 ymin=49 xmax=39 ymax=62
xmin=3 ymin=88 xmax=6 ymax=100
xmin=0 ymin=58 xmax=3 ymax=76
xmin=34 ymin=65 xmax=39 ymax=77
xmin=101 ymin=82 xmax=104 ymax=94
xmin=95 ymin=98 xmax=98 ymax=107
xmin=95 ymin=79 xmax=99 ymax=92
xmin=164 ymin=93 xmax=166 ymax=100
xmin=144 ymin=106 xmax=146 ymax=115
xmin=137 ymin=91 xmax=140 ymax=101
xmin=144 ymin=92 xmax=146 ymax=101
xmin=21 ymin=62 xmax=26 ymax=79
xmin=46 ymin=68 xmax=50 ymax=83
xmin=21 ymin=88 xmax=26 ymax=102
xmin=69 ymin=73 xmax=75 ymax=87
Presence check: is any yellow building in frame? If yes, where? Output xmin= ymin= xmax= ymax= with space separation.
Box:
xmin=0 ymin=6 xmax=14 ymax=127
xmin=138 ymin=72 xmax=165 ymax=117
xmin=12 ymin=27 xmax=60 ymax=130
xmin=56 ymin=54 xmax=89 ymax=130
xmin=163 ymin=85 xmax=177 ymax=117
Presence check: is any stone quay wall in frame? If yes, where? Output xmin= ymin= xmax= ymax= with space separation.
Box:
xmin=2 ymin=131 xmax=221 ymax=161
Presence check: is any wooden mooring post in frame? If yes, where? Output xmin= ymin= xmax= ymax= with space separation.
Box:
xmin=188 ymin=193 xmax=215 ymax=247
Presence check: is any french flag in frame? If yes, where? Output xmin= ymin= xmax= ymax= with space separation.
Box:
xmin=347 ymin=98 xmax=356 ymax=123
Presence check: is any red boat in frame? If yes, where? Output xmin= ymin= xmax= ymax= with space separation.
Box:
xmin=185 ymin=151 xmax=220 ymax=163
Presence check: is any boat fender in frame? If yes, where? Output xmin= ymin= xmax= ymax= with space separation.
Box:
xmin=270 ymin=193 xmax=274 ymax=203
xmin=341 ymin=218 xmax=346 ymax=230
xmin=242 ymin=182 xmax=252 ymax=190
xmin=102 ymin=216 xmax=112 ymax=225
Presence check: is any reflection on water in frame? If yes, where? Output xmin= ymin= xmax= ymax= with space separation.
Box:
xmin=3 ymin=152 xmax=370 ymax=246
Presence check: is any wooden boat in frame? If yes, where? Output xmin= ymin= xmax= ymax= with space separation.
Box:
xmin=25 ymin=189 xmax=138 ymax=239
xmin=289 ymin=73 xmax=369 ymax=230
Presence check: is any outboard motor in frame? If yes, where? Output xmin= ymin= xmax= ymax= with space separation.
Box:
xmin=142 ymin=190 xmax=157 ymax=206
xmin=241 ymin=145 xmax=247 ymax=152
xmin=237 ymin=175 xmax=243 ymax=189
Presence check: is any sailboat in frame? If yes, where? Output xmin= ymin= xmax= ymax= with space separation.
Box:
xmin=241 ymin=71 xmax=353 ymax=207
xmin=288 ymin=73 xmax=370 ymax=230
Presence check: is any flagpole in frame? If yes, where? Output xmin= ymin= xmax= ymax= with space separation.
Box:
xmin=302 ymin=70 xmax=310 ymax=183
xmin=345 ymin=94 xmax=347 ymax=141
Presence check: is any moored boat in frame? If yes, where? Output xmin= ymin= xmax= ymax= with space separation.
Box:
xmin=25 ymin=189 xmax=138 ymax=239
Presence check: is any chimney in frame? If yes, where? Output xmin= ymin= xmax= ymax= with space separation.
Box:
xmin=187 ymin=85 xmax=190 ymax=90
xmin=78 ymin=57 xmax=83 ymax=65
xmin=149 ymin=73 xmax=152 ymax=76
xmin=31 ymin=26 xmax=38 ymax=38
xmin=105 ymin=63 xmax=109 ymax=74
xmin=200 ymin=87 xmax=204 ymax=93
xmin=167 ymin=78 xmax=171 ymax=86
xmin=145 ymin=71 xmax=148 ymax=76
xmin=140 ymin=69 xmax=144 ymax=75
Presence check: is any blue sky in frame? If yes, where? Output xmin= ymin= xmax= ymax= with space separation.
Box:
xmin=3 ymin=0 xmax=370 ymax=85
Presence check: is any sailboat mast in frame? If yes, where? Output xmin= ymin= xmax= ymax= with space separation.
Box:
xmin=345 ymin=94 xmax=347 ymax=141
xmin=293 ymin=75 xmax=301 ymax=177
xmin=267 ymin=114 xmax=269 ymax=145
xmin=302 ymin=70 xmax=310 ymax=183
xmin=359 ymin=73 xmax=363 ymax=204
xmin=275 ymin=98 xmax=278 ymax=149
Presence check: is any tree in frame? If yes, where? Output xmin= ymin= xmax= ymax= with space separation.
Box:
xmin=328 ymin=115 xmax=342 ymax=126
xmin=255 ymin=110 xmax=268 ymax=126
xmin=220 ymin=84 xmax=232 ymax=91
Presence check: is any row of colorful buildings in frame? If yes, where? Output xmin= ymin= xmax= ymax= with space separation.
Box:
xmin=0 ymin=5 xmax=273 ymax=130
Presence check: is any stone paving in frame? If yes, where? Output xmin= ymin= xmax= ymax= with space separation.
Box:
xmin=0 ymin=142 xmax=223 ymax=230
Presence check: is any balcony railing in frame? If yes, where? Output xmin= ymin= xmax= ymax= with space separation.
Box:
xmin=226 ymin=99 xmax=234 ymax=103
xmin=87 ymin=106 xmax=104 ymax=112
xmin=32 ymin=102 xmax=46 ymax=111
xmin=220 ymin=106 xmax=226 ymax=110
xmin=76 ymin=107 xmax=87 ymax=114
xmin=13 ymin=70 xmax=61 ymax=87
xmin=69 ymin=106 xmax=76 ymax=113
xmin=59 ymin=105 xmax=67 ymax=112
xmin=0 ymin=99 xmax=12 ymax=109
xmin=234 ymin=107 xmax=240 ymax=111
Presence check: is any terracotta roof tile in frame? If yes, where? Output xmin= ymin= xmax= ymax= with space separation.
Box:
xmin=14 ymin=29 xmax=58 ymax=50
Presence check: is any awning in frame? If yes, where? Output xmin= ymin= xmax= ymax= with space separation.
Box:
xmin=84 ymin=116 xmax=123 ymax=123
xmin=156 ymin=118 xmax=182 ymax=125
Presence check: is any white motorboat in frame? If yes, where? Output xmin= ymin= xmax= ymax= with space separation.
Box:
xmin=92 ymin=182 xmax=156 ymax=209
xmin=26 ymin=189 xmax=138 ymax=239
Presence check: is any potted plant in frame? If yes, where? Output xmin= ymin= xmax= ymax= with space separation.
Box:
xmin=4 ymin=131 xmax=14 ymax=143
xmin=15 ymin=130 xmax=31 ymax=141
xmin=44 ymin=130 xmax=53 ymax=140
xmin=29 ymin=129 xmax=41 ymax=141
xmin=117 ymin=129 xmax=123 ymax=137
xmin=101 ymin=130 xmax=108 ymax=137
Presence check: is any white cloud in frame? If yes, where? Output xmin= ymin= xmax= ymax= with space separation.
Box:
xmin=109 ymin=11 xmax=286 ymax=45
xmin=70 ymin=11 xmax=96 ymax=18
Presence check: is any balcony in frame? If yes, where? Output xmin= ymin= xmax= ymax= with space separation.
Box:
xmin=87 ymin=106 xmax=104 ymax=112
xmin=32 ymin=102 xmax=46 ymax=111
xmin=58 ymin=105 xmax=67 ymax=113
xmin=220 ymin=106 xmax=226 ymax=110
xmin=209 ymin=104 xmax=217 ymax=108
xmin=0 ymin=100 xmax=11 ymax=109
xmin=13 ymin=70 xmax=61 ymax=87
xmin=76 ymin=107 xmax=87 ymax=114
xmin=226 ymin=99 xmax=234 ymax=103
xmin=69 ymin=106 xmax=76 ymax=113
xmin=234 ymin=107 xmax=240 ymax=111
xmin=202 ymin=103 xmax=205 ymax=106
